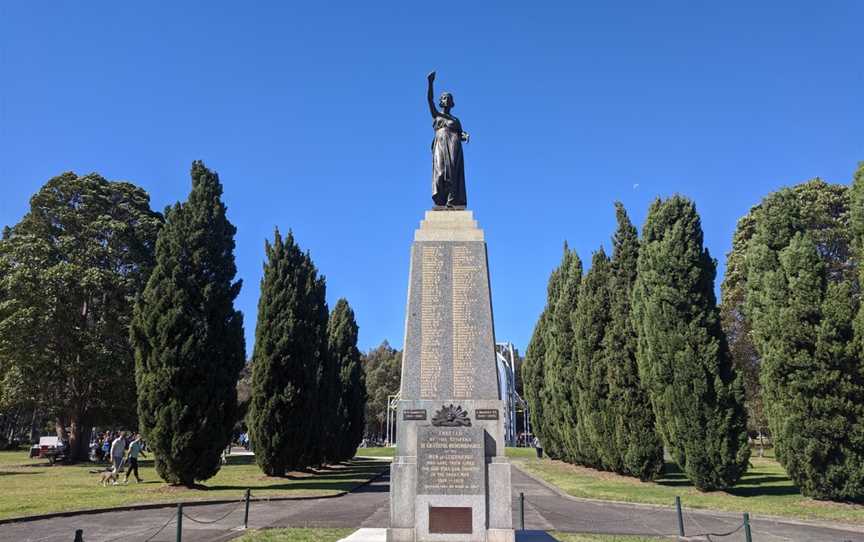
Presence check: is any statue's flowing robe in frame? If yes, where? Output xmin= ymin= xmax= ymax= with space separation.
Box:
xmin=431 ymin=115 xmax=467 ymax=207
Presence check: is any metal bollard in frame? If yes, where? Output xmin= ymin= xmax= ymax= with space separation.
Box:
xmin=675 ymin=496 xmax=685 ymax=537
xmin=243 ymin=488 xmax=251 ymax=529
xmin=176 ymin=503 xmax=183 ymax=542
xmin=519 ymin=492 xmax=525 ymax=531
xmin=743 ymin=512 xmax=752 ymax=542
xmin=73 ymin=529 xmax=84 ymax=542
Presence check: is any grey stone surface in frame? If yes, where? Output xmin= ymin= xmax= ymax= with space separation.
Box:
xmin=389 ymin=211 xmax=513 ymax=541
xmin=417 ymin=427 xmax=485 ymax=495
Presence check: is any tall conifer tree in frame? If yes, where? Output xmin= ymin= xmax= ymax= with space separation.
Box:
xmin=542 ymin=245 xmax=582 ymax=462
xmin=132 ymin=161 xmax=245 ymax=486
xmin=632 ymin=196 xmax=749 ymax=490
xmin=246 ymin=230 xmax=328 ymax=475
xmin=328 ymin=299 xmax=366 ymax=462
xmin=746 ymin=233 xmax=864 ymax=500
xmin=523 ymin=258 xmax=565 ymax=457
xmin=522 ymin=313 xmax=549 ymax=452
xmin=573 ymin=248 xmax=613 ymax=470
xmin=605 ymin=203 xmax=663 ymax=480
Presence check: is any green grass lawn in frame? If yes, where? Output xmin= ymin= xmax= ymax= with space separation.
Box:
xmin=354 ymin=447 xmax=395 ymax=457
xmin=234 ymin=528 xmax=354 ymax=542
xmin=553 ymin=534 xmax=671 ymax=541
xmin=0 ymin=451 xmax=388 ymax=521
xmin=515 ymin=456 xmax=864 ymax=525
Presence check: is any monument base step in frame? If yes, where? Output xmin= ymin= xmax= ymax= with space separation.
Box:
xmin=384 ymin=527 xmax=516 ymax=541
xmin=338 ymin=528 xmax=387 ymax=542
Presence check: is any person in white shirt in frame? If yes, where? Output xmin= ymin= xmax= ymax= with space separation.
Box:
xmin=532 ymin=436 xmax=543 ymax=459
xmin=110 ymin=432 xmax=127 ymax=477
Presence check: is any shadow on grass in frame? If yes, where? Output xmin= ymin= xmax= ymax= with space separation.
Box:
xmin=0 ymin=470 xmax=43 ymax=476
xmin=654 ymin=461 xmax=800 ymax=498
xmin=204 ymin=460 xmax=388 ymax=493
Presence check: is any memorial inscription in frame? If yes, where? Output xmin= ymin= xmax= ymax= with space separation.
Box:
xmin=417 ymin=426 xmax=484 ymax=495
xmin=474 ymin=409 xmax=499 ymax=420
xmin=403 ymin=409 xmax=428 ymax=421
xmin=452 ymin=245 xmax=481 ymax=398
xmin=420 ymin=245 xmax=445 ymax=399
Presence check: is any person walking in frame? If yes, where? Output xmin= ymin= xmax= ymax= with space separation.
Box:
xmin=101 ymin=434 xmax=112 ymax=464
xmin=109 ymin=432 xmax=127 ymax=481
xmin=124 ymin=433 xmax=146 ymax=484
xmin=532 ymin=435 xmax=543 ymax=459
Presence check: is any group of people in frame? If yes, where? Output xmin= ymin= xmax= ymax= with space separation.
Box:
xmin=94 ymin=431 xmax=146 ymax=484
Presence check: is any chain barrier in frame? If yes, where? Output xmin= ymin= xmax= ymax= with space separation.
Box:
xmin=94 ymin=509 xmax=176 ymax=542
xmin=65 ymin=490 xmax=251 ymax=542
xmin=142 ymin=512 xmax=178 ymax=542
xmin=180 ymin=498 xmax=246 ymax=525
xmin=681 ymin=499 xmax=751 ymax=542
xmin=520 ymin=493 xmax=678 ymax=538
xmin=704 ymin=522 xmax=745 ymax=541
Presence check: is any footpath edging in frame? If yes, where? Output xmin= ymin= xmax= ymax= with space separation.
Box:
xmin=0 ymin=462 xmax=389 ymax=526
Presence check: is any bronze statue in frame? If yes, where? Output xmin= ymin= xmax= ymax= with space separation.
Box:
xmin=427 ymin=71 xmax=469 ymax=208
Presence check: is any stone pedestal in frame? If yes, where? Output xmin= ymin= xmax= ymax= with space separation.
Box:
xmin=387 ymin=211 xmax=514 ymax=542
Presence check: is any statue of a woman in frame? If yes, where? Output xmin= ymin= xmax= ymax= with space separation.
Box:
xmin=427 ymin=71 xmax=469 ymax=208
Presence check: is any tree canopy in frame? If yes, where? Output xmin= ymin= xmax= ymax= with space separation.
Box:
xmin=0 ymin=172 xmax=161 ymax=460
xmin=132 ymin=161 xmax=245 ymax=485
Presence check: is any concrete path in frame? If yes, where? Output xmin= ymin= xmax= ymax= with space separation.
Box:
xmin=3 ymin=465 xmax=862 ymax=542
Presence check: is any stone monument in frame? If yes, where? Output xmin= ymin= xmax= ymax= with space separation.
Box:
xmin=387 ymin=208 xmax=515 ymax=542
xmin=387 ymin=72 xmax=513 ymax=542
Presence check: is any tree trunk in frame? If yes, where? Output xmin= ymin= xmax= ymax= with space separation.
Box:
xmin=29 ymin=408 xmax=39 ymax=444
xmin=55 ymin=416 xmax=68 ymax=440
xmin=67 ymin=415 xmax=92 ymax=462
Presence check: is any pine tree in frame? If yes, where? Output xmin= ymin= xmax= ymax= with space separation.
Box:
xmin=131 ymin=161 xmax=245 ymax=486
xmin=542 ymin=245 xmax=582 ymax=462
xmin=746 ymin=233 xmax=864 ymax=500
xmin=328 ymin=299 xmax=366 ymax=462
xmin=605 ymin=203 xmax=663 ymax=480
xmin=246 ymin=229 xmax=328 ymax=475
xmin=573 ymin=248 xmax=613 ymax=470
xmin=632 ymin=196 xmax=749 ymax=490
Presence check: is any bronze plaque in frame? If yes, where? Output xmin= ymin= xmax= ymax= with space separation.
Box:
xmin=403 ymin=409 xmax=427 ymax=421
xmin=429 ymin=506 xmax=472 ymax=534
xmin=474 ymin=408 xmax=499 ymax=420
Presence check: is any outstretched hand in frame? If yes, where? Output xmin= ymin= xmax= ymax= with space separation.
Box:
xmin=427 ymin=71 xmax=436 ymax=82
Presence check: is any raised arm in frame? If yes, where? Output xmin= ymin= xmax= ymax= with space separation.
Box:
xmin=426 ymin=71 xmax=439 ymax=118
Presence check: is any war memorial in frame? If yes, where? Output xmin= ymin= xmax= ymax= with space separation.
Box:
xmin=386 ymin=72 xmax=515 ymax=542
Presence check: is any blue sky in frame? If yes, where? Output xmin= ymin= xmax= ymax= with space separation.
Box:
xmin=1 ymin=2 xmax=862 ymax=354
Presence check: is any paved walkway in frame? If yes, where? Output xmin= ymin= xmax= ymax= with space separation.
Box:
xmin=3 ymin=465 xmax=862 ymax=542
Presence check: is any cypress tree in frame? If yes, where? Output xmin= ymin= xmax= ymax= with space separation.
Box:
xmin=605 ymin=203 xmax=663 ymax=480
xmin=246 ymin=229 xmax=328 ymax=475
xmin=328 ymin=299 xmax=366 ymax=462
xmin=746 ymin=233 xmax=864 ymax=500
xmin=523 ymin=257 xmax=565 ymax=457
xmin=542 ymin=245 xmax=582 ymax=462
xmin=522 ymin=312 xmax=549 ymax=453
xmin=131 ymin=161 xmax=245 ymax=486
xmin=573 ymin=248 xmax=613 ymax=470
xmin=721 ymin=179 xmax=851 ymax=447
xmin=852 ymin=161 xmax=864 ymax=362
xmin=632 ymin=196 xmax=749 ymax=490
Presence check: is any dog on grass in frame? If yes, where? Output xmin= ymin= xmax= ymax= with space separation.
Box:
xmin=98 ymin=468 xmax=119 ymax=487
